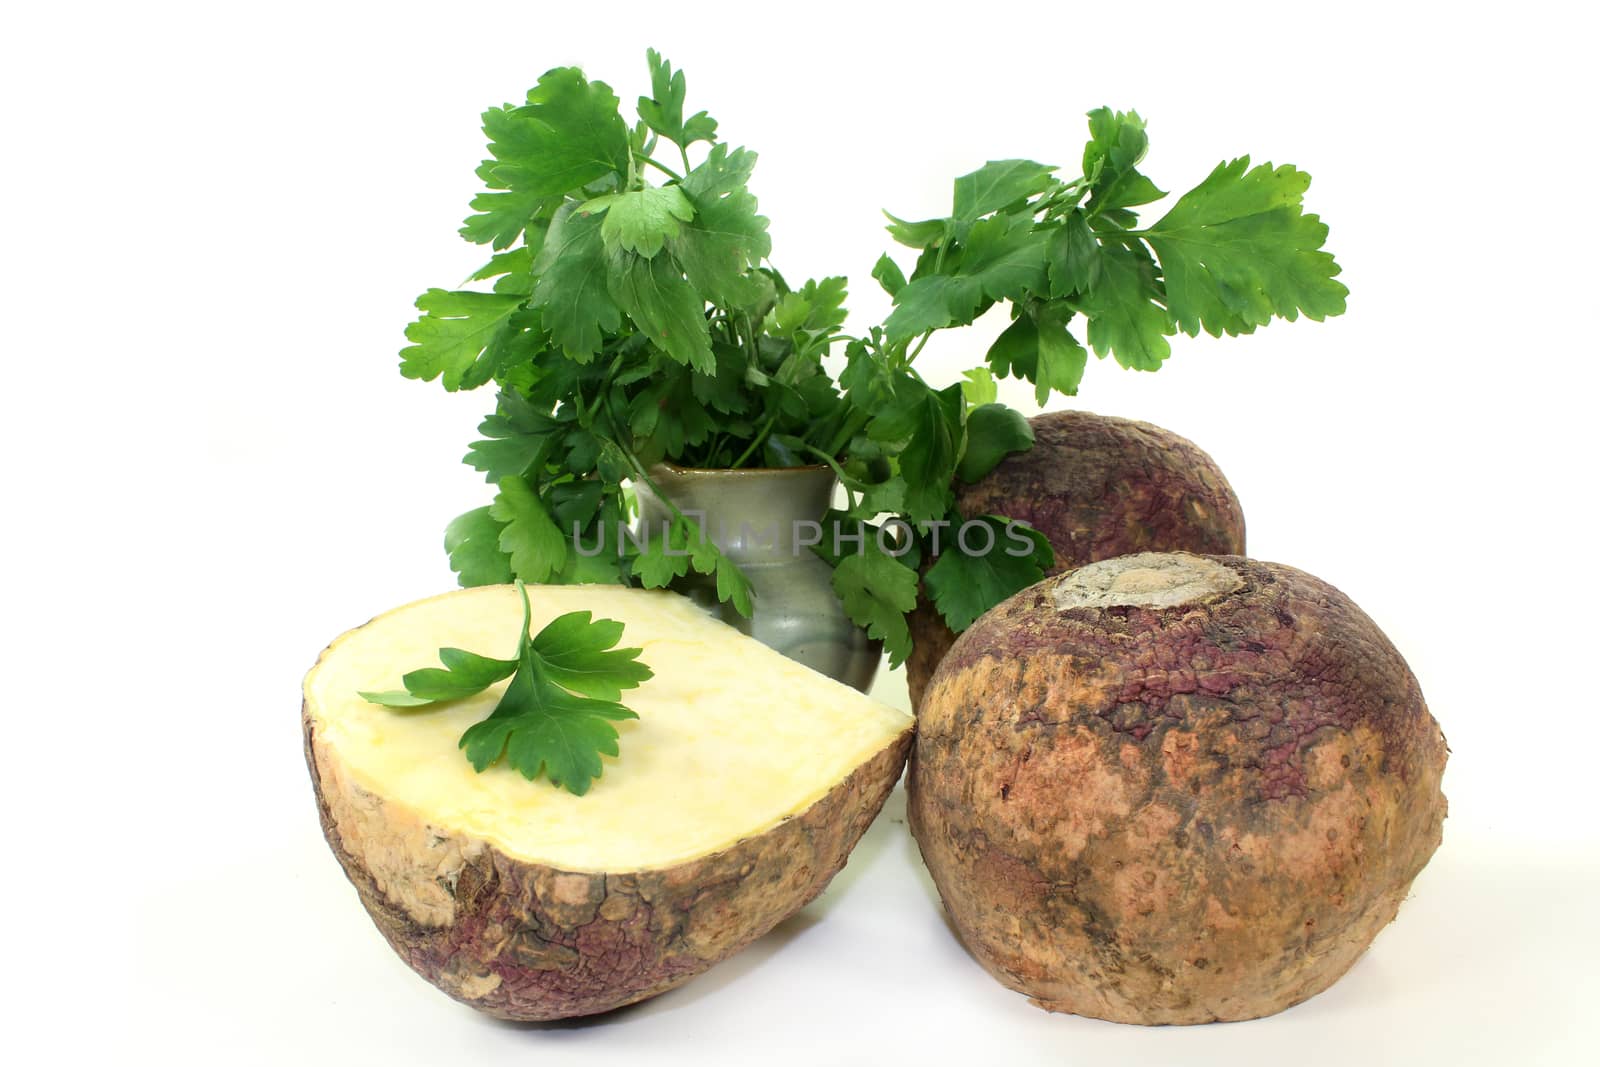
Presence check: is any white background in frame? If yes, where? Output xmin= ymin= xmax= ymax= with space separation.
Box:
xmin=5 ymin=1 xmax=1597 ymax=1062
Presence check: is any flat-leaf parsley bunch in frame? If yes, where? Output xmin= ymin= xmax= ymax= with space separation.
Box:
xmin=398 ymin=53 xmax=1345 ymax=667
xmin=404 ymin=51 xmax=885 ymax=620
xmin=830 ymin=107 xmax=1347 ymax=654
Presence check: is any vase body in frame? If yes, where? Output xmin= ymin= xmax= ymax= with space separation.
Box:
xmin=634 ymin=463 xmax=881 ymax=692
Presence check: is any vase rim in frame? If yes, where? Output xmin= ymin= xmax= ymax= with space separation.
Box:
xmin=649 ymin=460 xmax=833 ymax=477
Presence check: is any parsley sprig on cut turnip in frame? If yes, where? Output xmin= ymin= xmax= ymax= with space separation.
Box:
xmin=362 ymin=581 xmax=651 ymax=795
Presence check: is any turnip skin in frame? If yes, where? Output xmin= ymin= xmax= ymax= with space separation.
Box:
xmin=908 ymin=553 xmax=1447 ymax=1024
xmin=307 ymin=712 xmax=908 ymax=1020
xmin=906 ymin=411 xmax=1245 ymax=710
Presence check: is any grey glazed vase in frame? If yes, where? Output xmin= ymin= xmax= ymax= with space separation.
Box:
xmin=633 ymin=463 xmax=881 ymax=692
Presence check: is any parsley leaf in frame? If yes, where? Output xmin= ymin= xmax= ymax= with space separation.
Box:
xmin=882 ymin=274 xmax=983 ymax=340
xmin=871 ymin=253 xmax=907 ymax=297
xmin=491 ymin=475 xmax=568 ymax=582
xmin=831 ymin=541 xmax=919 ymax=668
xmin=400 ymin=289 xmax=524 ymax=391
xmin=463 ymin=392 xmax=560 ymax=482
xmin=637 ymin=48 xmax=718 ymax=152
xmin=924 ymin=517 xmax=1054 ymax=632
xmin=882 ymin=215 xmax=1045 ymax=341
xmin=1080 ymin=241 xmax=1173 ymax=370
xmin=960 ymin=366 xmax=998 ymax=408
xmin=480 ymin=68 xmax=630 ymax=198
xmin=605 ymin=247 xmax=715 ymax=372
xmin=672 ymin=145 xmax=771 ymax=308
xmin=461 ymin=186 xmax=546 ymax=250
xmin=958 ymin=403 xmax=1034 ymax=483
xmin=868 ymin=379 xmax=963 ymax=522
xmin=631 ymin=512 xmax=754 ymax=616
xmin=530 ymin=205 xmax=622 ymax=361
xmin=953 ymin=159 xmax=1056 ymax=220
xmin=590 ymin=185 xmax=696 ymax=258
xmin=1145 ymin=157 xmax=1348 ymax=337
xmin=444 ymin=506 xmax=514 ymax=587
xmin=1046 ymin=211 xmax=1103 ymax=296
xmin=360 ymin=648 xmax=516 ymax=707
xmin=988 ymin=304 xmax=1089 ymax=402
xmin=521 ymin=609 xmax=655 ymax=699
xmin=1082 ymin=108 xmax=1166 ymax=215
xmin=363 ymin=582 xmax=651 ymax=796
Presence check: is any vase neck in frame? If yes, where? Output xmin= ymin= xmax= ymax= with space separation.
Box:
xmin=636 ymin=465 xmax=838 ymax=560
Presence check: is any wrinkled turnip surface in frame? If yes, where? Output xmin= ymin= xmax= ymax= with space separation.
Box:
xmin=907 ymin=411 xmax=1246 ymax=710
xmin=910 ymin=553 xmax=1447 ymax=1024
xmin=304 ymin=584 xmax=913 ymax=1021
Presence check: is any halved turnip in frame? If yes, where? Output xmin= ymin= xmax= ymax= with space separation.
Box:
xmin=910 ymin=553 xmax=1447 ymax=1024
xmin=304 ymin=584 xmax=913 ymax=1021
xmin=906 ymin=411 xmax=1246 ymax=710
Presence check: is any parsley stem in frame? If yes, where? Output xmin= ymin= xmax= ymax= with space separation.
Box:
xmin=641 ymin=156 xmax=683 ymax=182
xmin=905 ymin=332 xmax=933 ymax=365
xmin=732 ymin=407 xmax=781 ymax=467
xmin=797 ymin=444 xmax=859 ymax=510
xmin=824 ymin=408 xmax=873 ymax=457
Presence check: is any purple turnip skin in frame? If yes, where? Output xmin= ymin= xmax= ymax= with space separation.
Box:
xmin=906 ymin=411 xmax=1246 ymax=710
xmin=909 ymin=553 xmax=1448 ymax=1024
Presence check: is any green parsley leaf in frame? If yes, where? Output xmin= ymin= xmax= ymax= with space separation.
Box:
xmin=458 ymin=660 xmax=637 ymax=795
xmin=960 ymin=366 xmax=998 ymax=408
xmin=605 ymin=247 xmax=715 ymax=372
xmin=480 ymin=68 xmax=630 ymax=198
xmin=470 ymin=246 xmax=535 ymax=287
xmin=400 ymin=289 xmax=523 ymax=391
xmin=530 ymin=205 xmax=623 ymax=361
xmin=672 ymin=145 xmax=772 ymax=308
xmin=883 ymin=212 xmax=948 ymax=250
xmin=841 ymin=337 xmax=896 ymax=411
xmin=987 ymin=305 xmax=1088 ymax=403
xmin=444 ymin=506 xmax=514 ymax=587
xmin=527 ymin=610 xmax=655 ymax=699
xmin=712 ymin=553 xmax=755 ymax=617
xmin=461 ymin=186 xmax=546 ymax=250
xmin=958 ymin=403 xmax=1034 ymax=483
xmin=768 ymin=275 xmax=849 ymax=338
xmin=629 ymin=519 xmax=692 ymax=588
xmin=957 ymin=213 xmax=1048 ymax=302
xmin=589 ymin=185 xmax=696 ymax=258
xmin=463 ymin=392 xmax=560 ymax=482
xmin=1145 ymin=157 xmax=1348 ymax=337
xmin=360 ymin=647 xmax=518 ymax=707
xmin=831 ymin=545 xmax=919 ymax=668
xmin=551 ymin=519 xmax=631 ymax=585
xmin=953 ymin=159 xmax=1056 ymax=221
xmin=637 ymin=49 xmax=718 ymax=151
xmin=491 ymin=475 xmax=568 ymax=582
xmin=871 ymin=253 xmax=907 ymax=297
xmin=882 ymin=274 xmax=982 ymax=340
xmin=1080 ymin=242 xmax=1173 ymax=370
xmin=924 ymin=517 xmax=1054 ymax=632
xmin=882 ymin=215 xmax=1045 ymax=341
xmin=368 ymin=582 xmax=650 ymax=796
xmin=1046 ymin=210 xmax=1103 ymax=297
xmin=1082 ymin=108 xmax=1165 ymax=214
xmin=868 ymin=379 xmax=963 ymax=521
xmin=630 ymin=512 xmax=754 ymax=617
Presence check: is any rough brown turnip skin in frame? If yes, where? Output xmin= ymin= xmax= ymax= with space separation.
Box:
xmin=905 ymin=411 xmax=1246 ymax=711
xmin=908 ymin=553 xmax=1448 ymax=1024
xmin=305 ymin=710 xmax=911 ymax=1021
